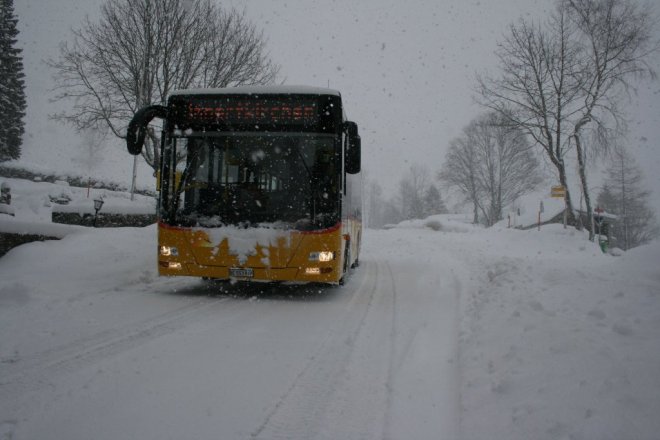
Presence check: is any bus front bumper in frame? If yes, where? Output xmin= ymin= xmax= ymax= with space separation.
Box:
xmin=158 ymin=262 xmax=340 ymax=284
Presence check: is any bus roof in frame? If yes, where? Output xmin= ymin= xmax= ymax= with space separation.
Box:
xmin=169 ymin=85 xmax=341 ymax=98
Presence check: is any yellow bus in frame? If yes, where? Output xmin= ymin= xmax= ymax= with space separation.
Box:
xmin=127 ymin=86 xmax=362 ymax=284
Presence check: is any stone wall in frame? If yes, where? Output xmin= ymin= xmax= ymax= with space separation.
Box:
xmin=51 ymin=212 xmax=156 ymax=228
xmin=0 ymin=232 xmax=58 ymax=257
xmin=0 ymin=213 xmax=156 ymax=257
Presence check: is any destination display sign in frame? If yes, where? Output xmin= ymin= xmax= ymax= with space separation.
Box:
xmin=168 ymin=94 xmax=333 ymax=129
xmin=188 ymin=98 xmax=318 ymax=124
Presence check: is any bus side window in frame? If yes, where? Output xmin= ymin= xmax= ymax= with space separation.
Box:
xmin=342 ymin=131 xmax=348 ymax=195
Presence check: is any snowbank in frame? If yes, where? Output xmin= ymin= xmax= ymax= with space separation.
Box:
xmin=446 ymin=224 xmax=659 ymax=439
xmin=0 ymin=177 xmax=155 ymax=227
xmin=1 ymin=211 xmax=658 ymax=439
xmin=0 ymin=216 xmax=83 ymax=238
xmin=374 ymin=215 xmax=660 ymax=439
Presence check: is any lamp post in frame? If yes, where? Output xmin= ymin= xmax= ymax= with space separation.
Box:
xmin=93 ymin=198 xmax=104 ymax=227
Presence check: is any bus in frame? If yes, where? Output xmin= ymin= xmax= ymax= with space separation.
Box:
xmin=126 ymin=86 xmax=362 ymax=285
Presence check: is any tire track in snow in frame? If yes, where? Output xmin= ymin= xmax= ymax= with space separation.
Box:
xmin=379 ymin=257 xmax=462 ymax=440
xmin=382 ymin=260 xmax=399 ymax=440
xmin=251 ymin=259 xmax=395 ymax=439
xmin=0 ymin=294 xmax=233 ymax=399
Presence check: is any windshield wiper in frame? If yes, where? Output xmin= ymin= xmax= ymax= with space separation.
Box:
xmin=173 ymin=146 xmax=202 ymax=213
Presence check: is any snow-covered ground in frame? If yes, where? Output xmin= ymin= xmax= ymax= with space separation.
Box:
xmin=428 ymin=218 xmax=660 ymax=440
xmin=0 ymin=177 xmax=155 ymax=237
xmin=1 ymin=203 xmax=658 ymax=439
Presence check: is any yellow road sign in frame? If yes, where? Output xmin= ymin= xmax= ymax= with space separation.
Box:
xmin=551 ymin=185 xmax=566 ymax=198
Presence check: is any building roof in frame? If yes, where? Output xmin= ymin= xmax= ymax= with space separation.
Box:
xmin=170 ymin=85 xmax=341 ymax=97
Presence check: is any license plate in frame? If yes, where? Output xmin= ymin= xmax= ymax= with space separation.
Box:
xmin=230 ymin=268 xmax=254 ymax=278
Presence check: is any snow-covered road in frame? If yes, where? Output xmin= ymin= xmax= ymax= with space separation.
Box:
xmin=2 ymin=218 xmax=660 ymax=439
xmin=0 ymin=226 xmax=462 ymax=440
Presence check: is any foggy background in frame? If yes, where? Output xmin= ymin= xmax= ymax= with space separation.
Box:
xmin=15 ymin=0 xmax=660 ymax=211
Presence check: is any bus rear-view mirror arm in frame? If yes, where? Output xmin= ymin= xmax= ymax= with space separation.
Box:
xmin=126 ymin=105 xmax=168 ymax=155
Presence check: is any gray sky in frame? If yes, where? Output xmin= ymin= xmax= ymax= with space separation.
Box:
xmin=231 ymin=0 xmax=551 ymax=191
xmin=233 ymin=0 xmax=660 ymax=208
xmin=16 ymin=0 xmax=660 ymax=211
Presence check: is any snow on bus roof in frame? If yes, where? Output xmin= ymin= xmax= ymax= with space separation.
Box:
xmin=169 ymin=85 xmax=341 ymax=97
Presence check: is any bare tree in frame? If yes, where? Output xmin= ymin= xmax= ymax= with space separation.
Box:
xmin=598 ymin=145 xmax=658 ymax=250
xmin=398 ymin=164 xmax=432 ymax=220
xmin=49 ymin=0 xmax=279 ymax=172
xmin=365 ymin=178 xmax=387 ymax=228
xmin=74 ymin=127 xmax=107 ymax=177
xmin=564 ymin=0 xmax=658 ymax=240
xmin=439 ymin=136 xmax=481 ymax=224
xmin=440 ymin=113 xmax=543 ymax=226
xmin=478 ymin=7 xmax=584 ymax=225
xmin=381 ymin=200 xmax=403 ymax=227
xmin=478 ymin=0 xmax=658 ymax=237
xmin=486 ymin=113 xmax=543 ymax=225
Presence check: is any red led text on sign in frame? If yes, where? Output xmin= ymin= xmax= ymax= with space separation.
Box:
xmin=186 ymin=100 xmax=318 ymax=124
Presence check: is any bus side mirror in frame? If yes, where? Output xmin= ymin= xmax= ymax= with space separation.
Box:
xmin=127 ymin=105 xmax=168 ymax=155
xmin=345 ymin=121 xmax=361 ymax=174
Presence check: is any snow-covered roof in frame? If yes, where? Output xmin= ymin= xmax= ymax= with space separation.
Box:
xmin=577 ymin=209 xmax=618 ymax=220
xmin=169 ymin=85 xmax=341 ymax=97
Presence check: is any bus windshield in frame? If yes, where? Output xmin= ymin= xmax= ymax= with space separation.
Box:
xmin=161 ymin=133 xmax=340 ymax=230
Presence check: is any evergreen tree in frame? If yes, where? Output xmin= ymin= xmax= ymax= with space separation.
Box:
xmin=596 ymin=184 xmax=616 ymax=213
xmin=0 ymin=0 xmax=26 ymax=161
xmin=423 ymin=184 xmax=448 ymax=217
xmin=598 ymin=147 xmax=658 ymax=250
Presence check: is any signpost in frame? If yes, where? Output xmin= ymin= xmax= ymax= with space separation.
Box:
xmin=550 ymin=185 xmax=568 ymax=228
xmin=594 ymin=206 xmax=605 ymax=251
xmin=551 ymin=185 xmax=566 ymax=198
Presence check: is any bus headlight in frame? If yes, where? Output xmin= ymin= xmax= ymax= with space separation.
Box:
xmin=160 ymin=246 xmax=179 ymax=257
xmin=309 ymin=251 xmax=334 ymax=262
